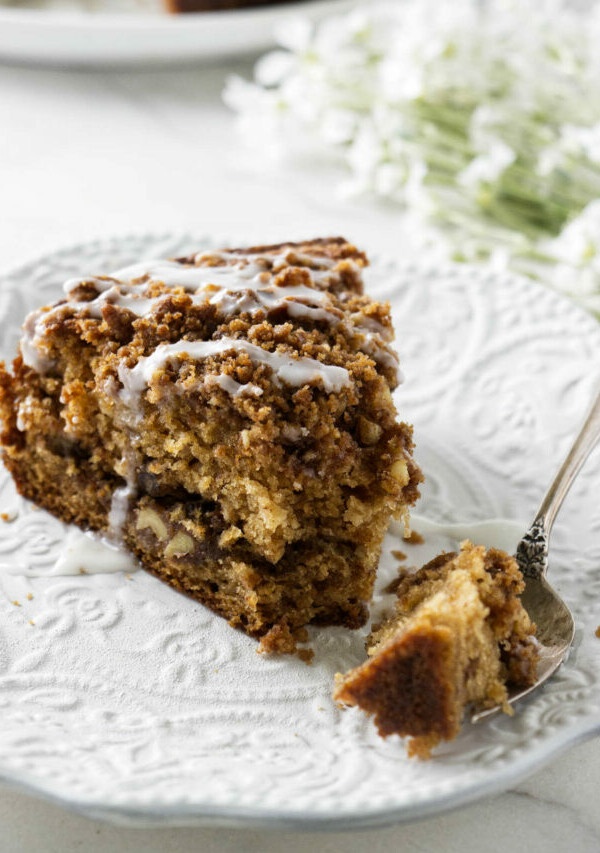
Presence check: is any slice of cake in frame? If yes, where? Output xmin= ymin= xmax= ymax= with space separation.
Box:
xmin=164 ymin=0 xmax=297 ymax=12
xmin=334 ymin=542 xmax=538 ymax=757
xmin=0 ymin=238 xmax=422 ymax=639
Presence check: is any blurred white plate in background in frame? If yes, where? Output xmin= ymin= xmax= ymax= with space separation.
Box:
xmin=0 ymin=0 xmax=354 ymax=66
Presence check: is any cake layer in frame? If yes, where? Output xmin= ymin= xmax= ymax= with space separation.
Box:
xmin=4 ymin=440 xmax=377 ymax=634
xmin=0 ymin=238 xmax=422 ymax=638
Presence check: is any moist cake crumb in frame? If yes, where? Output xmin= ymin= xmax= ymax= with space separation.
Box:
xmin=0 ymin=238 xmax=422 ymax=640
xmin=334 ymin=542 xmax=539 ymax=758
xmin=382 ymin=568 xmax=412 ymax=595
xmin=293 ymin=627 xmax=309 ymax=643
xmin=391 ymin=549 xmax=407 ymax=561
xmin=258 ymin=621 xmax=296 ymax=655
xmin=258 ymin=620 xmax=314 ymax=663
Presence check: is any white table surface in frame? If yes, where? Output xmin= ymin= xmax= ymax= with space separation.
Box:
xmin=1 ymin=58 xmax=599 ymax=853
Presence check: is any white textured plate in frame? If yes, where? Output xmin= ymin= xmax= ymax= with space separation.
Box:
xmin=0 ymin=234 xmax=599 ymax=829
xmin=0 ymin=0 xmax=353 ymax=66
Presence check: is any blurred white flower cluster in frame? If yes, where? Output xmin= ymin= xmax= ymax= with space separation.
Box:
xmin=224 ymin=0 xmax=600 ymax=316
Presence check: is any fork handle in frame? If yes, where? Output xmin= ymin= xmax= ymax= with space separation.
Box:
xmin=535 ymin=388 xmax=600 ymax=535
xmin=516 ymin=388 xmax=600 ymax=580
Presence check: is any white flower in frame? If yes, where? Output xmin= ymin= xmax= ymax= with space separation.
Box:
xmin=559 ymin=123 xmax=600 ymax=164
xmin=404 ymin=161 xmax=431 ymax=213
xmin=544 ymin=201 xmax=600 ymax=267
xmin=539 ymin=201 xmax=600 ymax=311
xmin=222 ymin=76 xmax=287 ymax=157
xmin=373 ymin=161 xmax=409 ymax=198
xmin=273 ymin=16 xmax=313 ymax=54
xmin=223 ymin=0 xmax=600 ymax=317
xmin=345 ymin=120 xmax=384 ymax=187
xmin=458 ymin=142 xmax=515 ymax=188
xmin=254 ymin=50 xmax=296 ymax=88
xmin=320 ymin=109 xmax=359 ymax=146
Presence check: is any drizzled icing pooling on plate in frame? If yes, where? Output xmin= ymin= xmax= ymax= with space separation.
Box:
xmin=0 ymin=525 xmax=140 ymax=578
xmin=19 ymin=247 xmax=398 ymax=388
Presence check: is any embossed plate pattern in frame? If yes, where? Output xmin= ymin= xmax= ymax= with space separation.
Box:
xmin=0 ymin=234 xmax=599 ymax=829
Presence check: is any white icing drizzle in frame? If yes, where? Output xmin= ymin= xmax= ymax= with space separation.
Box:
xmin=205 ymin=374 xmax=264 ymax=398
xmin=19 ymin=249 xmax=399 ymax=381
xmin=20 ymin=307 xmax=57 ymax=373
xmin=109 ymin=250 xmax=337 ymax=292
xmin=83 ymin=286 xmax=162 ymax=319
xmin=283 ymin=299 xmax=342 ymax=326
xmin=19 ymin=291 xmax=161 ymax=372
xmin=358 ymin=330 xmax=401 ymax=372
xmin=350 ymin=311 xmax=392 ymax=339
xmin=205 ymin=283 xmax=337 ymax=325
xmin=118 ymin=337 xmax=351 ymax=407
xmin=106 ymin=445 xmax=141 ymax=544
xmin=110 ymin=258 xmax=266 ymax=291
xmin=107 ymin=483 xmax=135 ymax=541
xmin=63 ymin=275 xmax=118 ymax=298
xmin=193 ymin=248 xmax=337 ymax=273
xmin=210 ymin=281 xmax=328 ymax=307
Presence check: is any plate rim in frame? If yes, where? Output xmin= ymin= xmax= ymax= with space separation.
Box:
xmin=0 ymin=716 xmax=598 ymax=829
xmin=0 ymin=232 xmax=599 ymax=830
xmin=0 ymin=0 xmax=356 ymax=66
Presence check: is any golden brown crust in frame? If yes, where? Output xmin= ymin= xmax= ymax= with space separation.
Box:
xmin=335 ymin=627 xmax=459 ymax=740
xmin=177 ymin=237 xmax=367 ymax=265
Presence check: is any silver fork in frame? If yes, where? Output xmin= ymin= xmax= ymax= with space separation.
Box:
xmin=472 ymin=387 xmax=600 ymax=723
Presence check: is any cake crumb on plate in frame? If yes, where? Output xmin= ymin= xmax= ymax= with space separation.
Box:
xmin=258 ymin=620 xmax=314 ymax=663
xmin=406 ymin=530 xmax=424 ymax=545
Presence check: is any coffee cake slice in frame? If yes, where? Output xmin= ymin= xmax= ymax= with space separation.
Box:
xmin=334 ymin=542 xmax=538 ymax=757
xmin=0 ymin=238 xmax=422 ymax=638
